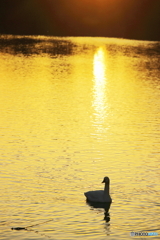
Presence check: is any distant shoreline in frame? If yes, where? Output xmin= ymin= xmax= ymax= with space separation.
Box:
xmin=0 ymin=33 xmax=159 ymax=42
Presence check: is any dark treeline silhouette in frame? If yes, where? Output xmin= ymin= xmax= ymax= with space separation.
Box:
xmin=0 ymin=0 xmax=160 ymax=41
xmin=0 ymin=36 xmax=76 ymax=56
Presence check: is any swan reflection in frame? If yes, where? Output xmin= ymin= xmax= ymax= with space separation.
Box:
xmin=86 ymin=201 xmax=111 ymax=223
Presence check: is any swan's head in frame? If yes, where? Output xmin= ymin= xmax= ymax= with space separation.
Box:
xmin=102 ymin=176 xmax=110 ymax=184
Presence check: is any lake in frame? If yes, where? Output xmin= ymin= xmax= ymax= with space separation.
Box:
xmin=0 ymin=35 xmax=160 ymax=240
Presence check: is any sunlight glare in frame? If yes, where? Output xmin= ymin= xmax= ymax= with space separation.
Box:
xmin=92 ymin=47 xmax=107 ymax=130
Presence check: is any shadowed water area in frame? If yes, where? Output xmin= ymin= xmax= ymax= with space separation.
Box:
xmin=0 ymin=35 xmax=160 ymax=239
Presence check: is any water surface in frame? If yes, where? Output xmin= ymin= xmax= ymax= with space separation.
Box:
xmin=0 ymin=35 xmax=160 ymax=239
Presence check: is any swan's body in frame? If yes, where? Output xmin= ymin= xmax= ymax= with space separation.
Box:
xmin=84 ymin=177 xmax=112 ymax=203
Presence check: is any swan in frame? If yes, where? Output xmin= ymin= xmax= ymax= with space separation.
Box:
xmin=84 ymin=176 xmax=112 ymax=203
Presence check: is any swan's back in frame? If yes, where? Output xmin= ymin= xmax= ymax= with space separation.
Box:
xmin=84 ymin=190 xmax=106 ymax=202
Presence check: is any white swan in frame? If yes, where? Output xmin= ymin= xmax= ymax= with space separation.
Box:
xmin=84 ymin=177 xmax=112 ymax=203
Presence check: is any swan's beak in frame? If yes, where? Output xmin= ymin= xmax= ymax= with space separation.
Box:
xmin=102 ymin=179 xmax=105 ymax=183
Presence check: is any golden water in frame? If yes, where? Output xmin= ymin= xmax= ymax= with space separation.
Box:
xmin=0 ymin=36 xmax=160 ymax=239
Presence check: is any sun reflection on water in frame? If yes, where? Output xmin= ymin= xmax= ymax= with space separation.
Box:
xmin=92 ymin=47 xmax=108 ymax=131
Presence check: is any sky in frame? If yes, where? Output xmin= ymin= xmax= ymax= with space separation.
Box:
xmin=0 ymin=0 xmax=160 ymax=40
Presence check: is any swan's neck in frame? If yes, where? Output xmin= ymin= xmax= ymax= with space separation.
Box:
xmin=104 ymin=183 xmax=110 ymax=195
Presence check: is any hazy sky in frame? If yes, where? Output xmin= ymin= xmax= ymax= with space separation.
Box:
xmin=0 ymin=0 xmax=160 ymax=40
